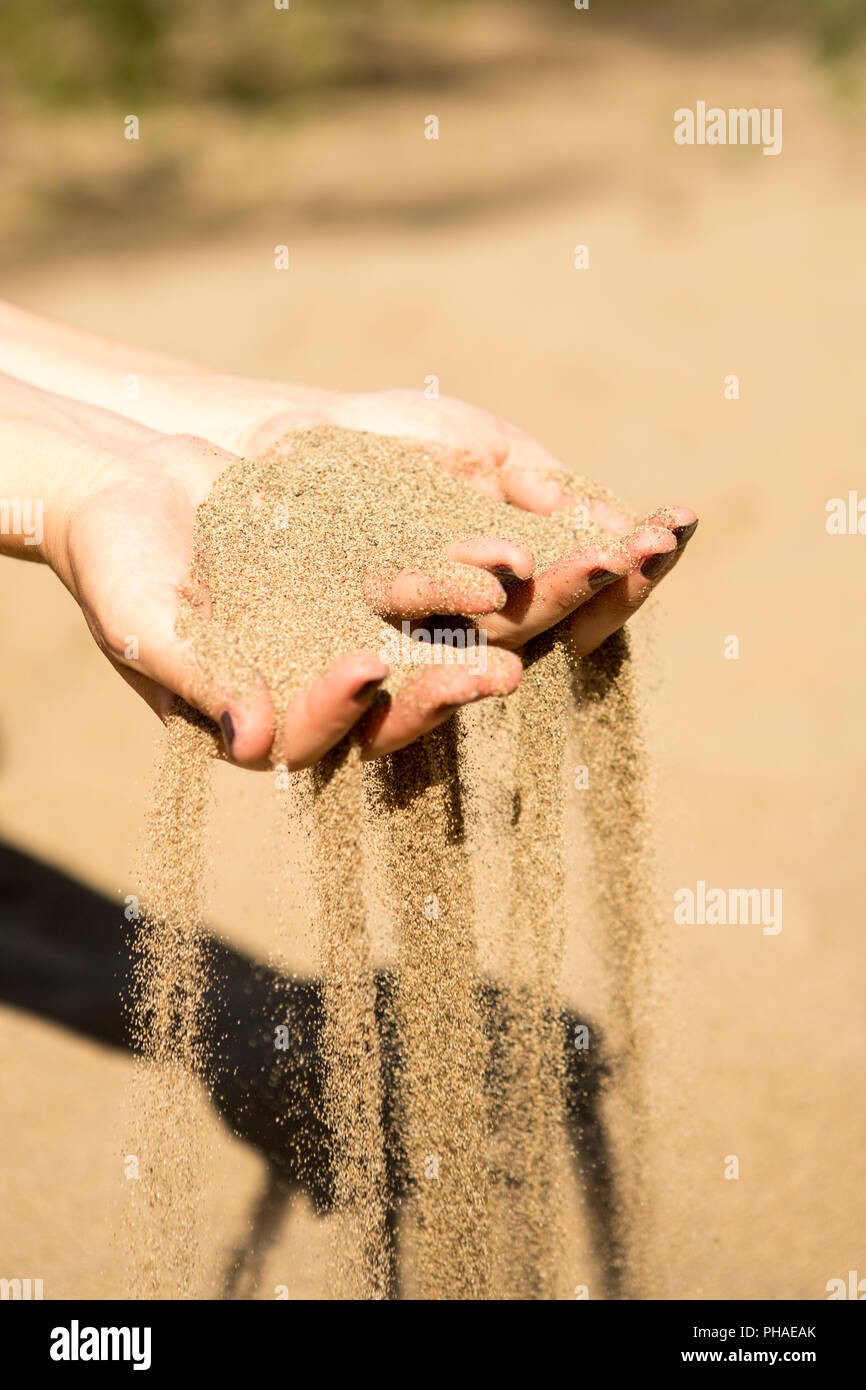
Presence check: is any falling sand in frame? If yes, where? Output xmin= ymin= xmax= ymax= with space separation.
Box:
xmin=126 ymin=426 xmax=663 ymax=1300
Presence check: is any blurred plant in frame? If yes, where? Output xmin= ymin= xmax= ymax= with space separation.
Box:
xmin=0 ymin=0 xmax=863 ymax=109
xmin=603 ymin=0 xmax=866 ymax=57
xmin=0 ymin=0 xmax=473 ymax=107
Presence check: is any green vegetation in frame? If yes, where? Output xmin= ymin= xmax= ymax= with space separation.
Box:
xmin=0 ymin=0 xmax=863 ymax=108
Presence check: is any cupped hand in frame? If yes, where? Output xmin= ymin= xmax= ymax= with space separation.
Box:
xmin=55 ymin=428 xmax=521 ymax=772
xmin=245 ymin=386 xmax=699 ymax=658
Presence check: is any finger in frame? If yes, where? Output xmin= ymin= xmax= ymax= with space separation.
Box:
xmin=106 ymin=652 xmax=269 ymax=769
xmin=565 ymin=519 xmax=696 ymax=657
xmin=363 ymin=562 xmax=507 ymax=619
xmin=634 ymin=509 xmax=698 ymax=585
xmin=477 ymin=540 xmax=631 ymax=649
xmin=643 ymin=504 xmax=699 ymax=541
xmin=276 ymin=651 xmax=389 ymax=771
xmin=576 ymin=500 xmax=696 ymax=544
xmin=86 ymin=579 xmax=276 ymax=767
xmin=105 ymin=653 xmax=178 ymax=722
xmin=582 ymin=496 xmax=639 ymax=537
xmin=498 ymin=434 xmax=577 ymax=515
xmin=358 ymin=648 xmax=522 ymax=758
xmin=497 ymin=425 xmax=645 ymax=538
xmin=445 ymin=537 xmax=535 ymax=584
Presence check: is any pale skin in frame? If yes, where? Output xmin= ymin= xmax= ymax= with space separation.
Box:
xmin=0 ymin=302 xmax=698 ymax=769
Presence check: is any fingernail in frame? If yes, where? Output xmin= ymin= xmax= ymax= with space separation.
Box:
xmin=219 ymin=711 xmax=235 ymax=755
xmin=672 ymin=520 xmax=698 ymax=545
xmin=587 ymin=568 xmax=623 ymax=592
xmin=354 ymin=676 xmax=386 ymax=702
xmin=640 ymin=550 xmax=676 ymax=581
xmin=492 ymin=565 xmax=523 ymax=589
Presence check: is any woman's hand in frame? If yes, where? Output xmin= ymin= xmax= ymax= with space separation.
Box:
xmin=1 ymin=373 xmax=521 ymax=771
xmin=244 ymin=386 xmax=700 ymax=658
xmin=0 ymin=304 xmax=698 ymax=694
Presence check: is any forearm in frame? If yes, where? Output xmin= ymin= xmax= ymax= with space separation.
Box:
xmin=0 ymin=300 xmax=322 ymax=453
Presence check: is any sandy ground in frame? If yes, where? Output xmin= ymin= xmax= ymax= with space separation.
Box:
xmin=1 ymin=30 xmax=864 ymax=1298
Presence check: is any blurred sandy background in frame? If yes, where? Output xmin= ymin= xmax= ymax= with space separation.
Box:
xmin=1 ymin=0 xmax=864 ymax=1299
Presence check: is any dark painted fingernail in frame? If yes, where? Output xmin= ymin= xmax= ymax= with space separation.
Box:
xmin=587 ymin=568 xmax=623 ymax=592
xmin=672 ymin=520 xmax=698 ymax=545
xmin=219 ymin=711 xmax=235 ymax=755
xmin=492 ymin=565 xmax=523 ymax=589
xmin=640 ymin=550 xmax=677 ymax=581
xmin=354 ymin=676 xmax=386 ymax=702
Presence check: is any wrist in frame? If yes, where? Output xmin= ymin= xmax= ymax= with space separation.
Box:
xmin=10 ymin=432 xmax=116 ymax=582
xmin=0 ymin=417 xmax=92 ymax=571
xmin=0 ymin=374 xmax=152 ymax=582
